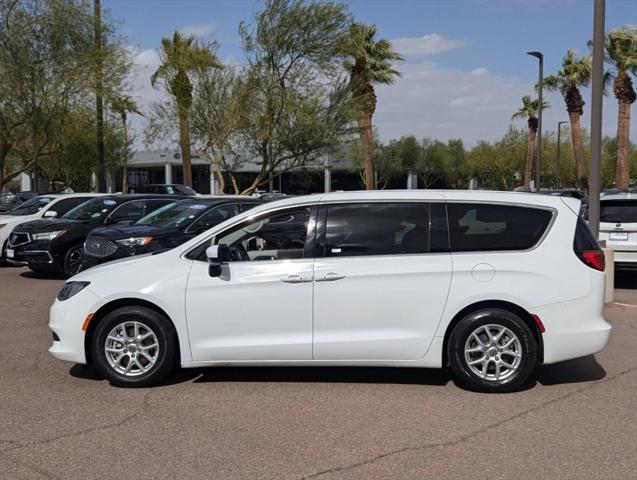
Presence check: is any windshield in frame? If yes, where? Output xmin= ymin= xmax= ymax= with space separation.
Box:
xmin=600 ymin=200 xmax=637 ymax=224
xmin=4 ymin=196 xmax=54 ymax=216
xmin=136 ymin=200 xmax=207 ymax=228
xmin=62 ymin=197 xmax=119 ymax=222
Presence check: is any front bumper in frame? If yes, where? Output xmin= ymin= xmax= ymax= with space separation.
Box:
xmin=49 ymin=287 xmax=101 ymax=364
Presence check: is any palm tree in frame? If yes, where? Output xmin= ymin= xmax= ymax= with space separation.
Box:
xmin=151 ymin=31 xmax=222 ymax=187
xmin=544 ymin=50 xmax=592 ymax=190
xmin=343 ymin=23 xmax=403 ymax=190
xmin=512 ymin=95 xmax=550 ymax=188
xmin=110 ymin=96 xmax=141 ymax=193
xmin=605 ymin=26 xmax=637 ymax=190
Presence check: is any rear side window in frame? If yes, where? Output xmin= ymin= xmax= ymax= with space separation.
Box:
xmin=319 ymin=203 xmax=429 ymax=257
xmin=600 ymin=200 xmax=637 ymax=223
xmin=447 ymin=203 xmax=553 ymax=252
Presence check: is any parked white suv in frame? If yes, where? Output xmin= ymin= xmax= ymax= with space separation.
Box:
xmin=49 ymin=191 xmax=611 ymax=392
xmin=0 ymin=193 xmax=104 ymax=262
xmin=598 ymin=192 xmax=636 ymax=269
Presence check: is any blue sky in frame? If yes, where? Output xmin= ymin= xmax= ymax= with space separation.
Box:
xmin=107 ymin=0 xmax=637 ymax=146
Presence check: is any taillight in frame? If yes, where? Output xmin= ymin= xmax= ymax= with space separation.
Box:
xmin=577 ymin=250 xmax=605 ymax=271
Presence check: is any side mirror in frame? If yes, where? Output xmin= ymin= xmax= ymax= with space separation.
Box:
xmin=206 ymin=244 xmax=229 ymax=277
xmin=43 ymin=210 xmax=57 ymax=218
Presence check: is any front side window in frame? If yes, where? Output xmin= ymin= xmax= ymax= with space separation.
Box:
xmin=108 ymin=201 xmax=147 ymax=223
xmin=215 ymin=207 xmax=312 ymax=262
xmin=189 ymin=204 xmax=239 ymax=232
xmin=319 ymin=203 xmax=430 ymax=257
xmin=447 ymin=203 xmax=553 ymax=252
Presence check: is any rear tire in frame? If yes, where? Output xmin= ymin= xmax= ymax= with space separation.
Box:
xmin=448 ymin=308 xmax=537 ymax=393
xmin=91 ymin=306 xmax=177 ymax=388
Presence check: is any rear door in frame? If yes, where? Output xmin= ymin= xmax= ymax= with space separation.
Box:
xmin=312 ymin=201 xmax=452 ymax=360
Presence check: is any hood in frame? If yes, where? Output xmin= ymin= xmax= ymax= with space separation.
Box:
xmin=13 ymin=218 xmax=84 ymax=233
xmin=89 ymin=224 xmax=172 ymax=240
xmin=71 ymin=251 xmax=159 ymax=281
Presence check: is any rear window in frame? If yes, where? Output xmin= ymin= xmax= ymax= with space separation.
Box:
xmin=600 ymin=200 xmax=637 ymax=223
xmin=447 ymin=203 xmax=553 ymax=252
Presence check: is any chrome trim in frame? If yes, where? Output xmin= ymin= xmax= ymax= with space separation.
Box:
xmin=21 ymin=250 xmax=54 ymax=263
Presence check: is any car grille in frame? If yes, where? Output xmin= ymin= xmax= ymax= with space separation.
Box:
xmin=8 ymin=232 xmax=30 ymax=247
xmin=84 ymin=238 xmax=118 ymax=258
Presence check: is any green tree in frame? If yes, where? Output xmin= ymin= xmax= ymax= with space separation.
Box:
xmin=511 ymin=95 xmax=550 ymax=188
xmin=605 ymin=26 xmax=637 ymax=189
xmin=109 ymin=96 xmax=141 ymax=193
xmin=544 ymin=50 xmax=592 ymax=190
xmin=342 ymin=23 xmax=403 ymax=189
xmin=190 ymin=68 xmax=244 ymax=194
xmin=151 ymin=31 xmax=222 ymax=187
xmin=236 ymin=0 xmax=352 ymax=194
xmin=444 ymin=139 xmax=467 ymax=188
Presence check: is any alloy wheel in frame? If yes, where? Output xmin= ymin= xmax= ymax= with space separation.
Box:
xmin=463 ymin=324 xmax=522 ymax=382
xmin=104 ymin=321 xmax=160 ymax=376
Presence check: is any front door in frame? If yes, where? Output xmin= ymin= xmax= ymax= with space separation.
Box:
xmin=312 ymin=201 xmax=452 ymax=360
xmin=185 ymin=205 xmax=317 ymax=361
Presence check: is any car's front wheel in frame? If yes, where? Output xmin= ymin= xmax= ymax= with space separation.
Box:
xmin=91 ymin=306 xmax=177 ymax=387
xmin=63 ymin=245 xmax=84 ymax=277
xmin=448 ymin=308 xmax=537 ymax=393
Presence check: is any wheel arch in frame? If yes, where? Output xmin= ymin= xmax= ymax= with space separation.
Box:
xmin=84 ymin=297 xmax=180 ymax=366
xmin=441 ymin=300 xmax=544 ymax=367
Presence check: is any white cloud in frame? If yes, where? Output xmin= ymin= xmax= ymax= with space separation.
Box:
xmin=178 ymin=22 xmax=215 ymax=37
xmin=391 ymin=33 xmax=470 ymax=57
xmin=373 ymin=61 xmax=620 ymax=145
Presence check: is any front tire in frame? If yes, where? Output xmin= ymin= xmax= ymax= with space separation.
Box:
xmin=91 ymin=306 xmax=177 ymax=387
xmin=63 ymin=245 xmax=84 ymax=277
xmin=448 ymin=308 xmax=537 ymax=393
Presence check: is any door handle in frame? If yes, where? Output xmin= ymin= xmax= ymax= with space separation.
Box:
xmin=280 ymin=274 xmax=312 ymax=284
xmin=316 ymin=272 xmax=346 ymax=282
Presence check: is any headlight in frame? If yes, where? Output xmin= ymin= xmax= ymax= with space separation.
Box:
xmin=57 ymin=281 xmax=90 ymax=301
xmin=116 ymin=236 xmax=152 ymax=247
xmin=32 ymin=230 xmax=66 ymax=241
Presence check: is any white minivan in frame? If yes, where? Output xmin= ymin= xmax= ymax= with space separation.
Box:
xmin=49 ymin=191 xmax=611 ymax=392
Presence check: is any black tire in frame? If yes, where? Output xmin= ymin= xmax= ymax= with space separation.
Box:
xmin=91 ymin=306 xmax=177 ymax=388
xmin=63 ymin=244 xmax=84 ymax=277
xmin=447 ymin=308 xmax=537 ymax=393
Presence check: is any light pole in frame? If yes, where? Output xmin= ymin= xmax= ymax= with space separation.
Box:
xmin=557 ymin=121 xmax=568 ymax=187
xmin=527 ymin=51 xmax=544 ymax=192
xmin=589 ymin=0 xmax=605 ymax=238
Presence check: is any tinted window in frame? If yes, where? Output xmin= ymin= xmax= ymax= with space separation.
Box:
xmin=52 ymin=197 xmax=92 ymax=216
xmin=600 ymin=200 xmax=637 ymax=223
xmin=108 ymin=201 xmax=146 ymax=223
xmin=189 ymin=204 xmax=240 ymax=232
xmin=6 ymin=196 xmax=55 ymax=216
xmin=447 ymin=203 xmax=553 ymax=252
xmin=63 ymin=197 xmax=119 ymax=221
xmin=320 ymin=203 xmax=429 ymax=257
xmin=215 ymin=207 xmax=311 ymax=261
xmin=240 ymin=203 xmax=259 ymax=213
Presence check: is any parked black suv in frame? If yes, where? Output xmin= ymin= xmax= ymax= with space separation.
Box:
xmin=8 ymin=195 xmax=182 ymax=276
xmin=82 ymin=197 xmax=261 ymax=269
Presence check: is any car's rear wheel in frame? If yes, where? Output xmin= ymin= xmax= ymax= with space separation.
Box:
xmin=448 ymin=308 xmax=537 ymax=393
xmin=91 ymin=306 xmax=177 ymax=387
xmin=63 ymin=245 xmax=84 ymax=277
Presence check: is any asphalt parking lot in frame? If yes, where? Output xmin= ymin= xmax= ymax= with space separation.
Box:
xmin=0 ymin=266 xmax=636 ymax=480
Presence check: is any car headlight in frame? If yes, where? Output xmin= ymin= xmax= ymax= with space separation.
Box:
xmin=57 ymin=281 xmax=90 ymax=301
xmin=116 ymin=236 xmax=152 ymax=247
xmin=32 ymin=230 xmax=66 ymax=241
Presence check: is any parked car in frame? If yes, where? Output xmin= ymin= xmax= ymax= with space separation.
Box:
xmin=597 ymin=191 xmax=636 ymax=270
xmin=135 ymin=184 xmax=198 ymax=196
xmin=7 ymin=195 xmax=182 ymax=276
xmin=82 ymin=196 xmax=261 ymax=269
xmin=0 ymin=191 xmax=37 ymax=213
xmin=48 ymin=190 xmax=611 ymax=392
xmin=1 ymin=193 xmax=104 ymax=263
